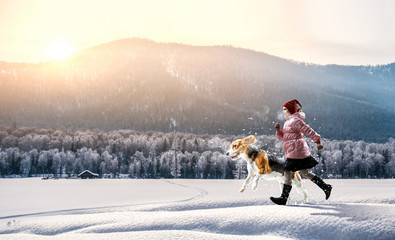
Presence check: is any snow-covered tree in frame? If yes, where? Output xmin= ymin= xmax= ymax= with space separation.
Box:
xmin=197 ymin=153 xmax=209 ymax=179
xmin=170 ymin=150 xmax=181 ymax=178
xmin=232 ymin=159 xmax=246 ymax=179
xmin=20 ymin=153 xmax=31 ymax=177
xmin=0 ymin=151 xmax=8 ymax=176
xmin=111 ymin=158 xmax=119 ymax=176
xmin=38 ymin=151 xmax=48 ymax=175
xmin=52 ymin=152 xmax=62 ymax=177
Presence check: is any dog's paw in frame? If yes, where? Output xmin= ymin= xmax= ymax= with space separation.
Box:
xmin=240 ymin=187 xmax=246 ymax=193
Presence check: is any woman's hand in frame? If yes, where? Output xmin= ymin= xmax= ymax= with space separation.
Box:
xmin=275 ymin=123 xmax=280 ymax=132
xmin=317 ymin=143 xmax=324 ymax=151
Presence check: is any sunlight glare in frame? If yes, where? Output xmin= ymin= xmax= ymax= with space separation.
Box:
xmin=47 ymin=41 xmax=74 ymax=60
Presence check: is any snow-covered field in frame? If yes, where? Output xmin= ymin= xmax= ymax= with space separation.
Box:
xmin=0 ymin=178 xmax=394 ymax=240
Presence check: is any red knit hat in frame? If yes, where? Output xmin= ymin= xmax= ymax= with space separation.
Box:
xmin=283 ymin=99 xmax=302 ymax=114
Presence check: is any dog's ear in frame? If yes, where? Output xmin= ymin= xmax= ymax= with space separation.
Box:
xmin=243 ymin=135 xmax=257 ymax=145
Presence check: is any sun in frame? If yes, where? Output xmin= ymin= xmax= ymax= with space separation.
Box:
xmin=47 ymin=41 xmax=74 ymax=60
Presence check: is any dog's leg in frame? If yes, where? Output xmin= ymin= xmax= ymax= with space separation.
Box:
xmin=240 ymin=166 xmax=254 ymax=192
xmin=240 ymin=172 xmax=254 ymax=192
xmin=292 ymin=173 xmax=308 ymax=203
xmin=241 ymin=174 xmax=253 ymax=192
xmin=278 ymin=180 xmax=284 ymax=194
xmin=251 ymin=174 xmax=262 ymax=190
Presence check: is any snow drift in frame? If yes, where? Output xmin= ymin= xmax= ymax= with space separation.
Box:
xmin=0 ymin=178 xmax=394 ymax=240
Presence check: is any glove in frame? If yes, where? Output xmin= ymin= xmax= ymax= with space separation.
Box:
xmin=317 ymin=143 xmax=324 ymax=151
xmin=275 ymin=123 xmax=281 ymax=132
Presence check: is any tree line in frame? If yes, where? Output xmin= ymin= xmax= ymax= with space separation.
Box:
xmin=0 ymin=125 xmax=394 ymax=179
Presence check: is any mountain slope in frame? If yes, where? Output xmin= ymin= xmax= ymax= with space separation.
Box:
xmin=0 ymin=38 xmax=393 ymax=141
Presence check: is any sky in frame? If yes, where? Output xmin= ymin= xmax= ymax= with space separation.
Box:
xmin=0 ymin=0 xmax=394 ymax=65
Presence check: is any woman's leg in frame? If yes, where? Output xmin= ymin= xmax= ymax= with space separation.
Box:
xmin=270 ymin=170 xmax=293 ymax=205
xmin=284 ymin=170 xmax=293 ymax=185
xmin=299 ymin=169 xmax=315 ymax=180
xmin=300 ymin=169 xmax=332 ymax=200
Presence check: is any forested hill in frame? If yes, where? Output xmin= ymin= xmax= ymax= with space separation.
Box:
xmin=0 ymin=38 xmax=394 ymax=142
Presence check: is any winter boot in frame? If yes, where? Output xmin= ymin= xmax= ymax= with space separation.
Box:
xmin=270 ymin=184 xmax=292 ymax=205
xmin=311 ymin=176 xmax=332 ymax=200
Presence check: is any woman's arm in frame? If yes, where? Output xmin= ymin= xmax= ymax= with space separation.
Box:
xmin=275 ymin=123 xmax=284 ymax=140
xmin=295 ymin=119 xmax=321 ymax=144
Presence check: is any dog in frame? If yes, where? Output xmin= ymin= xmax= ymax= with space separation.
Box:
xmin=226 ymin=135 xmax=308 ymax=203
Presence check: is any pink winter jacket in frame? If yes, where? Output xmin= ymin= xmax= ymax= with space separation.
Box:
xmin=276 ymin=112 xmax=321 ymax=159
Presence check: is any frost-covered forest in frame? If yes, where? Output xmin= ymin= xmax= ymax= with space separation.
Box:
xmin=0 ymin=126 xmax=394 ymax=179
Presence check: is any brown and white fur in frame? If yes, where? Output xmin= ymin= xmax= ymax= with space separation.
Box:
xmin=226 ymin=135 xmax=308 ymax=204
